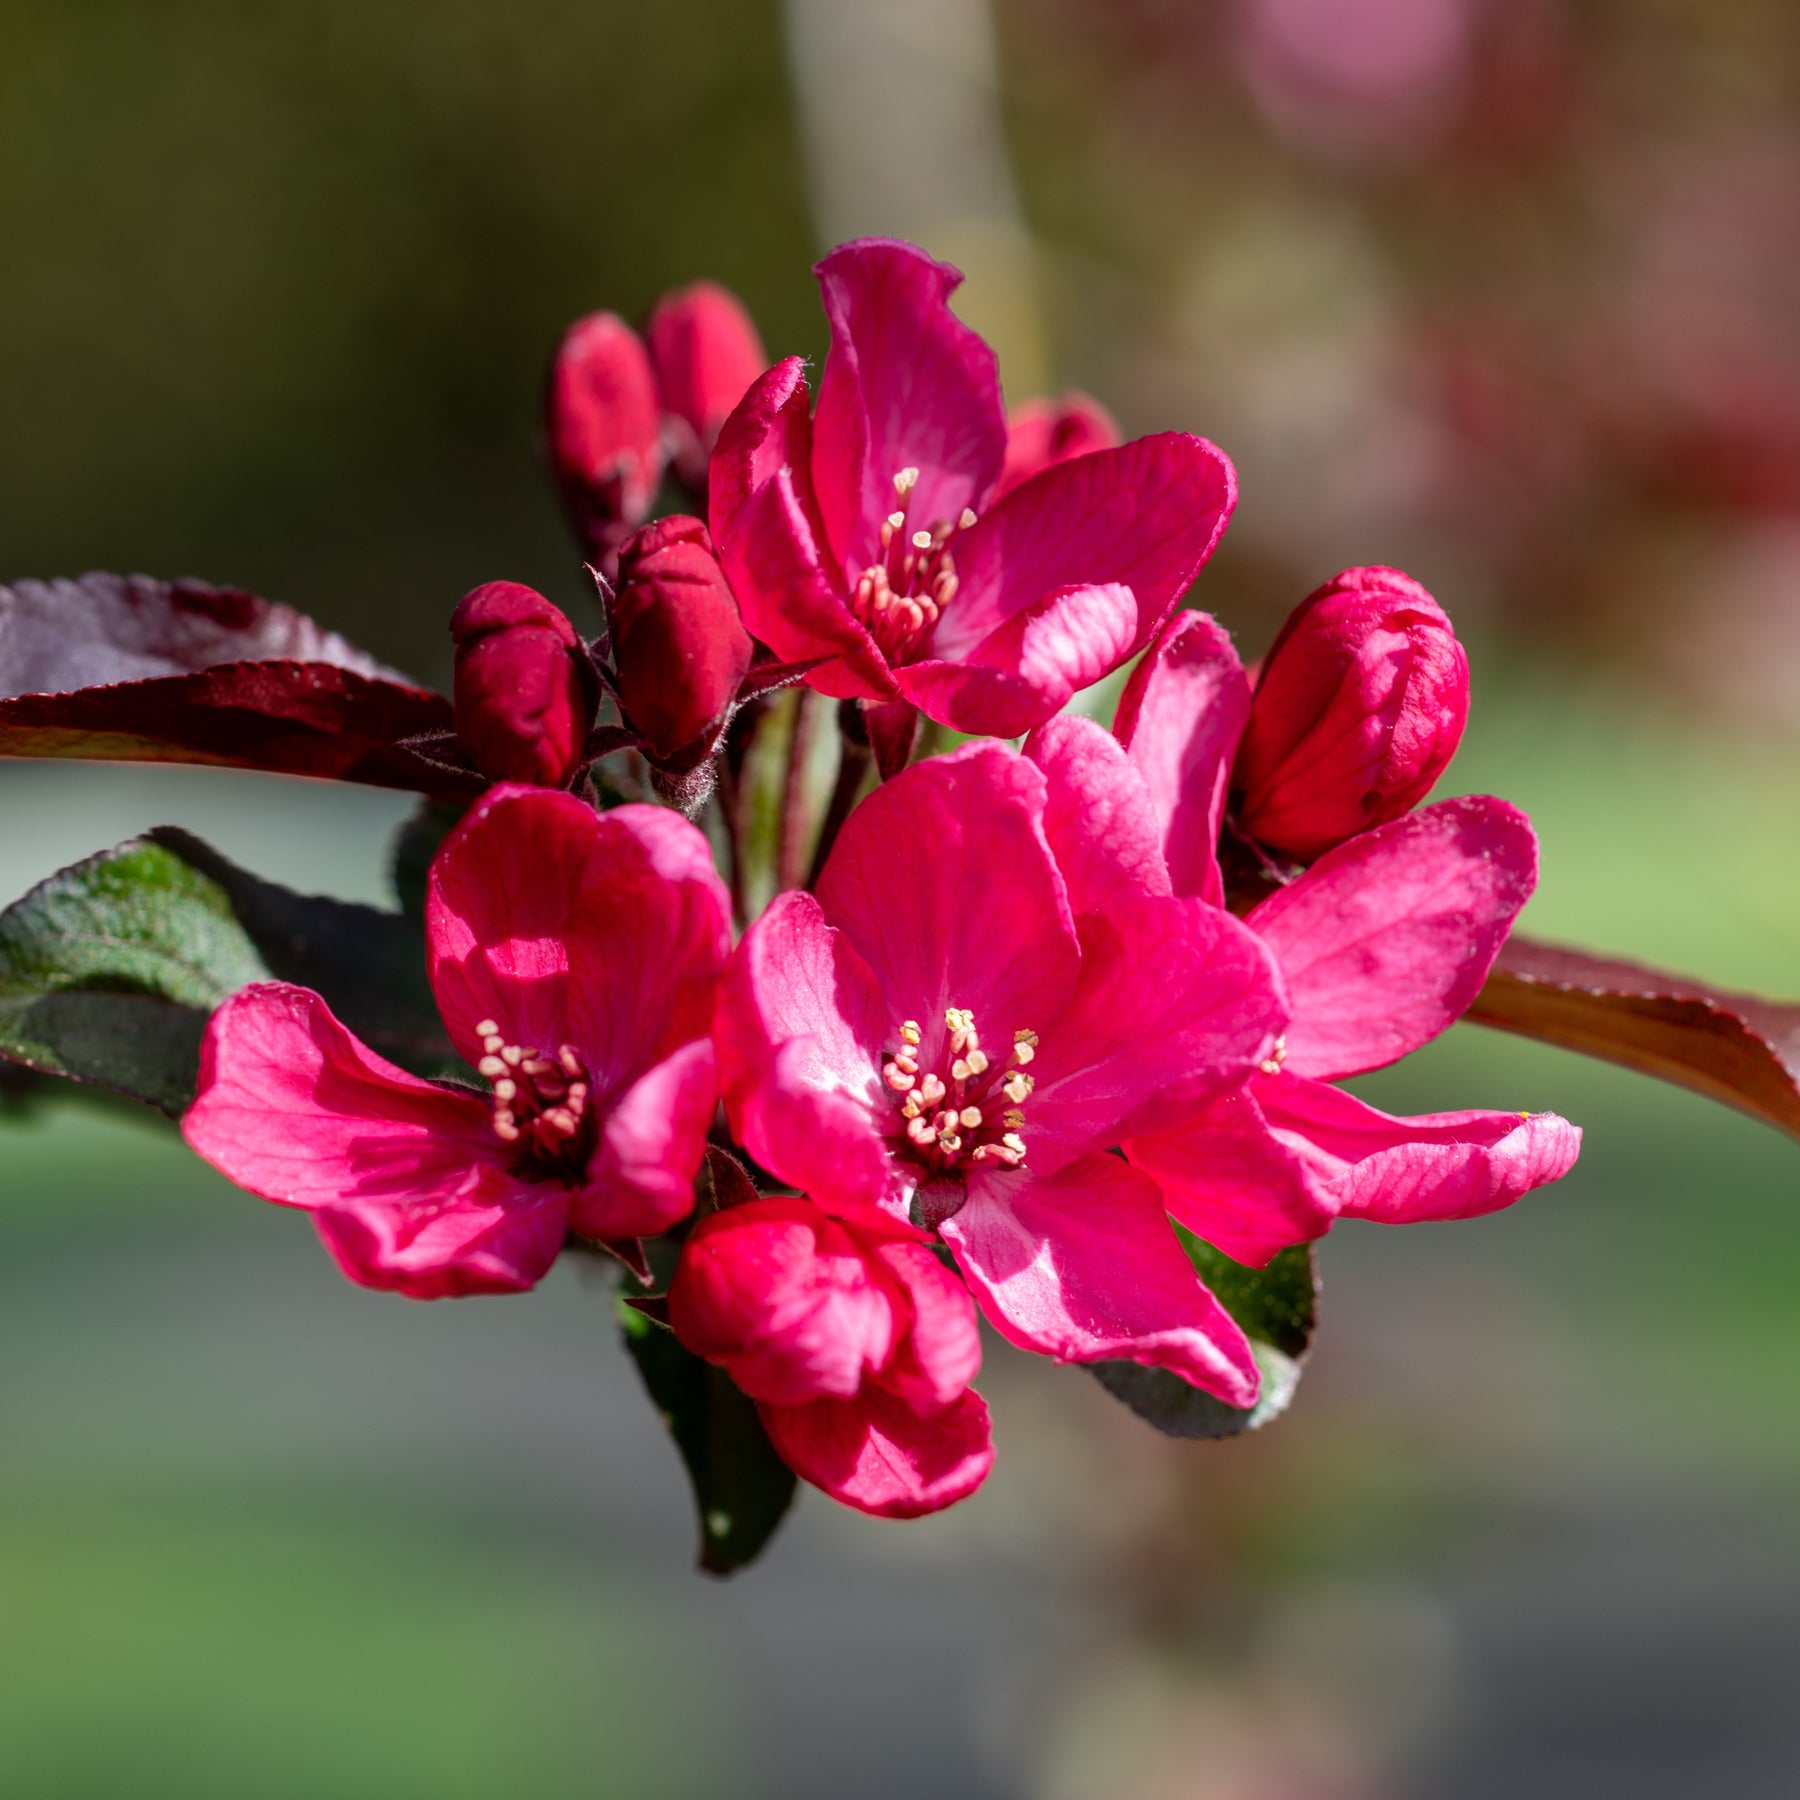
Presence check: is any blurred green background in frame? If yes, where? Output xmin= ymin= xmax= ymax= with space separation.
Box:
xmin=4 ymin=2 xmax=1800 ymax=1795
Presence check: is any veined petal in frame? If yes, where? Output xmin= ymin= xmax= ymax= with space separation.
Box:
xmin=1025 ymin=894 xmax=1289 ymax=1173
xmin=570 ymin=1038 xmax=716 ymax=1242
xmin=1025 ymin=712 xmax=1171 ymax=914
xmin=941 ymin=1157 xmax=1260 ymax=1405
xmin=717 ymin=467 xmax=896 ymax=701
xmin=1248 ymin=795 xmax=1538 ymax=1080
xmin=815 ymin=742 xmax=1081 ymax=1041
xmin=1126 ymin=1085 xmax=1337 ymax=1269
xmin=708 ymin=356 xmax=823 ymax=557
xmin=427 ymin=786 xmax=731 ymax=1093
xmin=933 ymin=434 xmax=1236 ymax=663
xmin=183 ymin=983 xmax=565 ymax=1299
xmin=759 ymin=1385 xmax=994 ymax=1520
xmin=1113 ymin=610 xmax=1251 ymax=905
xmin=893 ymin=582 xmax=1138 ymax=737
xmin=1256 ymin=1071 xmax=1582 ymax=1225
xmin=811 ymin=239 xmax=1006 ymax=578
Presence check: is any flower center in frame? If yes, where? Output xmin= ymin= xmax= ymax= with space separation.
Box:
xmin=847 ymin=466 xmax=976 ymax=666
xmin=880 ymin=1006 xmax=1035 ymax=1178
xmin=474 ymin=1018 xmax=597 ymax=1179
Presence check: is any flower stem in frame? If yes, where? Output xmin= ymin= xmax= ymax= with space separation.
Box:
xmin=806 ymin=700 xmax=872 ymax=889
xmin=776 ymin=689 xmax=819 ymax=893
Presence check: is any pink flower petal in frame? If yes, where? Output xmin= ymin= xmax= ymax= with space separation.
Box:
xmin=716 ymin=466 xmax=897 ymax=701
xmin=1256 ymin=1071 xmax=1582 ymax=1225
xmin=872 ymin=1238 xmax=983 ymax=1414
xmin=933 ymin=434 xmax=1236 ymax=664
xmin=1125 ymin=1085 xmax=1337 ymax=1269
xmin=310 ymin=1187 xmax=567 ymax=1302
xmin=1248 ymin=795 xmax=1537 ymax=1080
xmin=759 ymin=1384 xmax=995 ymax=1520
xmin=815 ymin=742 xmax=1081 ymax=1042
xmin=810 ymin=239 xmax=1006 ymax=578
xmin=714 ymin=891 xmax=901 ymax=1215
xmin=427 ymin=786 xmax=731 ymax=1091
xmin=669 ymin=1198 xmax=900 ymax=1406
xmin=941 ymin=1156 xmax=1260 ymax=1404
xmin=1025 ymin=895 xmax=1289 ymax=1173
xmin=752 ymin=1040 xmax=905 ymax=1219
xmin=183 ymin=983 xmax=565 ymax=1298
xmin=1024 ymin=712 xmax=1172 ymax=915
xmin=708 ymin=356 xmax=824 ymax=556
xmin=1114 ymin=610 xmax=1252 ymax=905
xmin=893 ymin=582 xmax=1138 ymax=737
xmin=570 ymin=1037 xmax=717 ymax=1242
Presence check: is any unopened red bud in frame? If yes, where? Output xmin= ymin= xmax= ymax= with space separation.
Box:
xmin=1233 ymin=566 xmax=1470 ymax=860
xmin=994 ymin=392 xmax=1121 ymax=500
xmin=611 ymin=515 xmax=753 ymax=766
xmin=644 ymin=281 xmax=767 ymax=492
xmin=451 ymin=581 xmax=594 ymax=788
xmin=546 ymin=312 xmax=664 ymax=556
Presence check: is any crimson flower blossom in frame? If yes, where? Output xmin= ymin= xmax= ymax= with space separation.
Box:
xmin=1108 ymin=611 xmax=1581 ymax=1265
xmin=713 ymin=741 xmax=1290 ymax=1406
xmin=669 ymin=1195 xmax=993 ymax=1518
xmin=183 ymin=786 xmax=731 ymax=1297
xmin=708 ymin=238 xmax=1237 ymax=743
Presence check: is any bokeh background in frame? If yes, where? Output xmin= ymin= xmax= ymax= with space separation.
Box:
xmin=5 ymin=2 xmax=1800 ymax=1794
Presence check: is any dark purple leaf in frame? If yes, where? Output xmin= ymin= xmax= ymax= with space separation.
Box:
xmin=1468 ymin=934 xmax=1800 ymax=1143
xmin=0 ymin=572 xmax=473 ymax=795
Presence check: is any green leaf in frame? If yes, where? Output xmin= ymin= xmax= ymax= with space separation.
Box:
xmin=0 ymin=829 xmax=455 ymax=1117
xmin=1090 ymin=1236 xmax=1319 ymax=1440
xmin=618 ymin=1303 xmax=797 ymax=1577
xmin=0 ymin=838 xmax=271 ymax=1114
xmin=151 ymin=828 xmax=452 ymax=1079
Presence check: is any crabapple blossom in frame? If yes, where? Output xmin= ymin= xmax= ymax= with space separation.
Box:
xmin=183 ymin=786 xmax=731 ymax=1296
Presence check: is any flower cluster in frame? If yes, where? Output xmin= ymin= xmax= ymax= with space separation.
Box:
xmin=181 ymin=239 xmax=1579 ymax=1544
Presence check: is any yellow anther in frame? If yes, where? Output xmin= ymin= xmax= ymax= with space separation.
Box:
xmin=900 ymin=1020 xmax=921 ymax=1046
xmin=1002 ymin=1071 xmax=1034 ymax=1104
xmin=959 ymin=1106 xmax=983 ymax=1129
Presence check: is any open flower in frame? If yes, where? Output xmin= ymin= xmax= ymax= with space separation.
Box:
xmin=182 ymin=787 xmax=732 ymax=1297
xmin=669 ymin=1195 xmax=993 ymax=1518
xmin=713 ymin=741 xmax=1289 ymax=1405
xmin=1109 ymin=612 xmax=1581 ymax=1264
xmin=708 ymin=238 xmax=1237 ymax=741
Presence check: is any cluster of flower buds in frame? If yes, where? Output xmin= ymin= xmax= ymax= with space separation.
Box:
xmin=182 ymin=238 xmax=1579 ymax=1562
xmin=546 ymin=281 xmax=766 ymax=575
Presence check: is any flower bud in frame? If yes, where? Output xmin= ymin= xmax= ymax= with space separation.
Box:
xmin=450 ymin=581 xmax=594 ymax=788
xmin=644 ymin=281 xmax=767 ymax=492
xmin=545 ymin=312 xmax=664 ymax=558
xmin=1233 ymin=566 xmax=1470 ymax=860
xmin=611 ymin=515 xmax=753 ymax=765
xmin=994 ymin=392 xmax=1120 ymax=499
